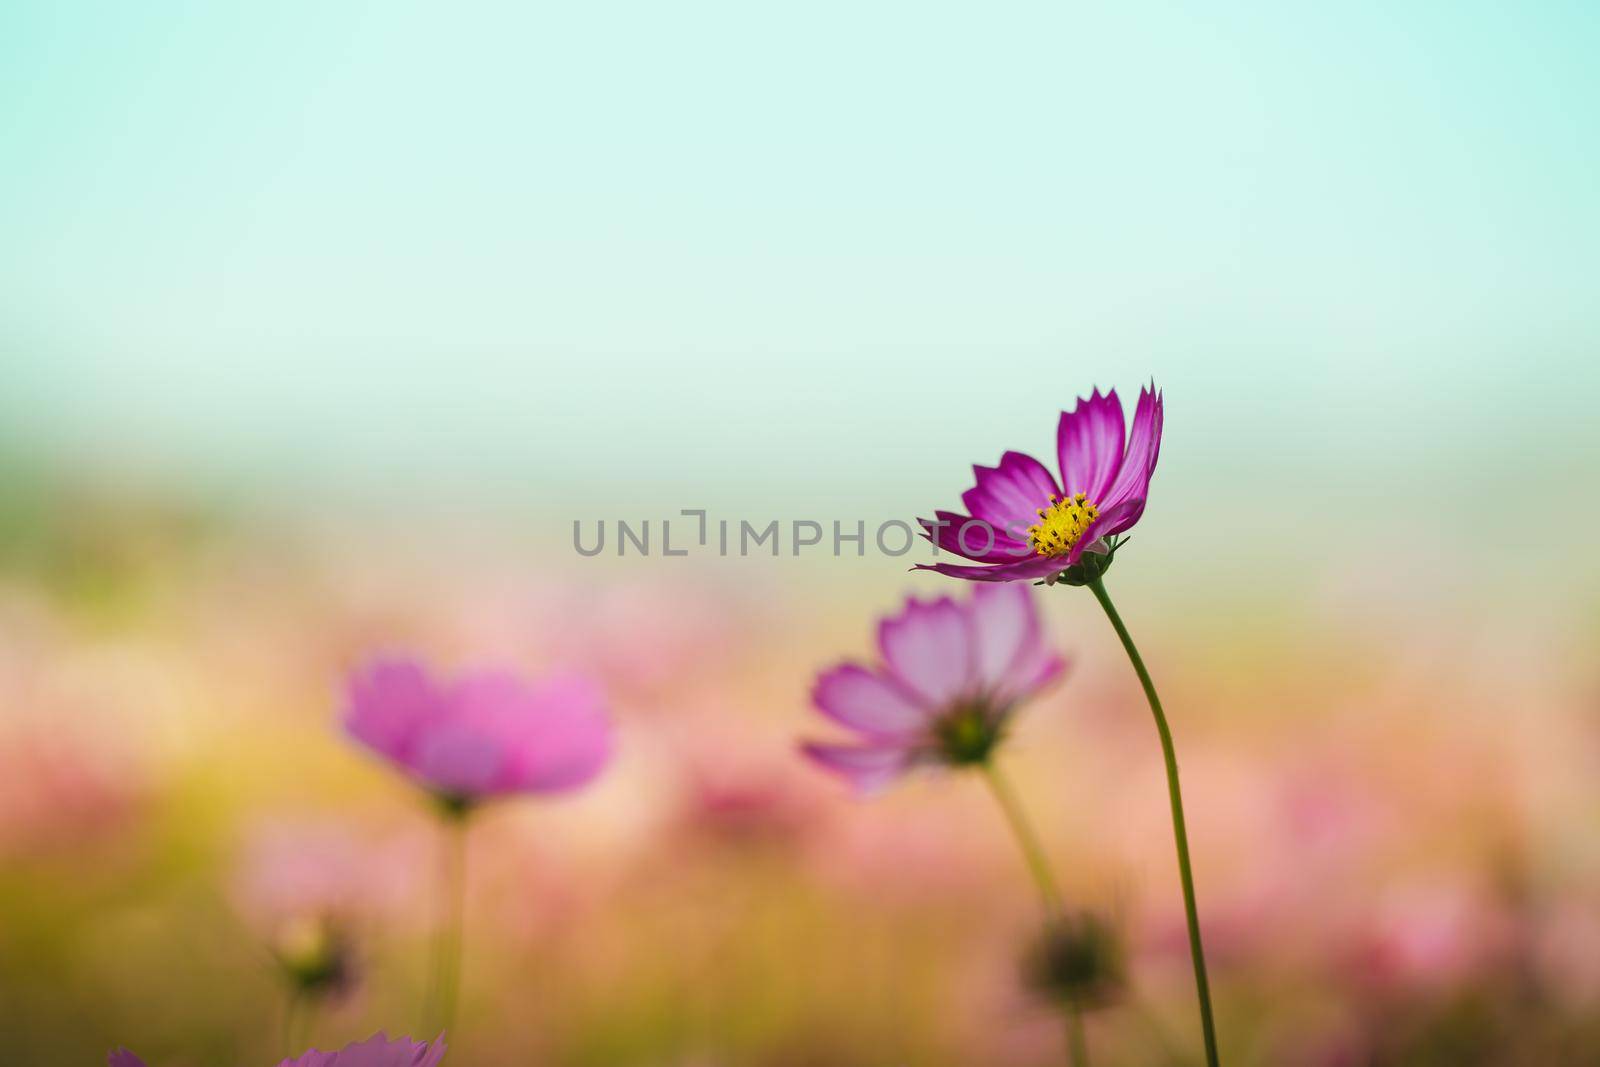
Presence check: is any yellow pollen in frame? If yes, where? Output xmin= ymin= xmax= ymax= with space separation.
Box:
xmin=1026 ymin=492 xmax=1099 ymax=557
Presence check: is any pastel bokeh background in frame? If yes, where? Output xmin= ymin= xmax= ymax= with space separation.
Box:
xmin=3 ymin=3 xmax=1599 ymax=1064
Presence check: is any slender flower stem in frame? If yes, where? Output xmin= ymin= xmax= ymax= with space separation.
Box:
xmin=981 ymin=761 xmax=1087 ymax=1067
xmin=1086 ymin=575 xmax=1220 ymax=1067
xmin=426 ymin=809 xmax=470 ymax=1037
xmin=281 ymin=987 xmax=311 ymax=1057
xmin=1065 ymin=1007 xmax=1089 ymax=1067
xmin=981 ymin=761 xmax=1062 ymax=918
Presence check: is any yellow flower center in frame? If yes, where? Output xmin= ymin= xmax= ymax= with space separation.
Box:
xmin=1027 ymin=493 xmax=1099 ymax=557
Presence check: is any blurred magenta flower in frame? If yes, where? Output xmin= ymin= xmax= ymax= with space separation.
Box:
xmin=344 ymin=655 xmax=612 ymax=1036
xmin=917 ymin=384 xmax=1163 ymax=582
xmin=344 ymin=656 xmax=612 ymax=804
xmin=109 ymin=1032 xmax=446 ymax=1067
xmin=800 ymin=584 xmax=1066 ymax=792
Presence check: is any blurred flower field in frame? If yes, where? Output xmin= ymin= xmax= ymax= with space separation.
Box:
xmin=6 ymin=1 xmax=1599 ymax=1060
xmin=2 ymin=477 xmax=1598 ymax=1066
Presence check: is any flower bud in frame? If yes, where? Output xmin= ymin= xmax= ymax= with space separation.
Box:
xmin=272 ymin=915 xmax=354 ymax=996
xmin=1023 ymin=912 xmax=1125 ymax=1008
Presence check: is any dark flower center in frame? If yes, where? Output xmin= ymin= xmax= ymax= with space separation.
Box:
xmin=933 ymin=701 xmax=1004 ymax=765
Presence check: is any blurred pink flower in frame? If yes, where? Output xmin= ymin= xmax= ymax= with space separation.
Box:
xmin=653 ymin=704 xmax=827 ymax=847
xmin=343 ymin=656 xmax=612 ymax=803
xmin=677 ymin=752 xmax=820 ymax=846
xmin=0 ymin=629 xmax=154 ymax=858
xmin=0 ymin=721 xmax=145 ymax=857
xmin=1348 ymin=881 xmax=1515 ymax=990
xmin=800 ymin=584 xmax=1067 ymax=792
xmin=110 ymin=1032 xmax=446 ymax=1067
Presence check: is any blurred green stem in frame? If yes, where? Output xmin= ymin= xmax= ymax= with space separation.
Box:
xmin=981 ymin=760 xmax=1062 ymax=918
xmin=426 ymin=809 xmax=470 ymax=1037
xmin=1066 ymin=1006 xmax=1089 ymax=1067
xmin=281 ymin=987 xmax=314 ymax=1056
xmin=982 ymin=761 xmax=1087 ymax=1067
xmin=1086 ymin=575 xmax=1219 ymax=1067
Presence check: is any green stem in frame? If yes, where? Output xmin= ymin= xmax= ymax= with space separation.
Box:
xmin=981 ymin=760 xmax=1063 ymax=918
xmin=281 ymin=986 xmax=315 ymax=1056
xmin=982 ymin=761 xmax=1087 ymax=1067
xmin=426 ymin=810 xmax=470 ymax=1037
xmin=1066 ymin=1006 xmax=1089 ymax=1067
xmin=1086 ymin=575 xmax=1219 ymax=1067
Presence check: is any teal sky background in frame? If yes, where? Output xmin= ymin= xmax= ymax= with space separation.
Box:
xmin=2 ymin=2 xmax=1597 ymax=580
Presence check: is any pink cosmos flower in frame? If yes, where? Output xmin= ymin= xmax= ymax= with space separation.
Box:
xmin=109 ymin=1032 xmax=446 ymax=1067
xmin=800 ymin=584 xmax=1067 ymax=791
xmin=917 ymin=384 xmax=1163 ymax=582
xmin=344 ymin=656 xmax=612 ymax=805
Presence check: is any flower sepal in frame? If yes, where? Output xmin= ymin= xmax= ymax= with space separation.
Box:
xmin=431 ymin=791 xmax=477 ymax=820
xmin=1039 ymin=536 xmax=1126 ymax=587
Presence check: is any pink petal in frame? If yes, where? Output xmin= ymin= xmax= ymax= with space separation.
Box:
xmin=417 ymin=1034 xmax=449 ymax=1067
xmin=918 ymin=511 xmax=1031 ymax=562
xmin=411 ymin=720 xmax=508 ymax=796
xmin=812 ymin=662 xmax=931 ymax=737
xmin=494 ymin=673 xmax=614 ymax=793
xmin=1063 ymin=497 xmax=1146 ymax=565
xmin=277 ymin=1030 xmax=447 ymax=1067
xmin=799 ymin=740 xmax=915 ymax=794
xmin=996 ymin=643 xmax=1069 ymax=705
xmin=108 ymin=1052 xmax=148 ymax=1067
xmin=443 ymin=670 xmax=531 ymax=749
xmin=1100 ymin=384 xmax=1163 ymax=509
xmin=344 ymin=657 xmax=445 ymax=766
xmin=1057 ymin=388 xmax=1126 ymax=501
xmin=960 ymin=451 xmax=1061 ymax=534
xmin=876 ymin=596 xmax=974 ymax=706
xmin=913 ymin=554 xmax=1066 ymax=583
xmin=965 ymin=583 xmax=1042 ymax=692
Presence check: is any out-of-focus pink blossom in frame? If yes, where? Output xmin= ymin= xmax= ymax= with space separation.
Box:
xmin=800 ymin=584 xmax=1067 ymax=792
xmin=0 ymin=718 xmax=146 ymax=858
xmin=677 ymin=754 xmax=821 ymax=846
xmin=1348 ymin=881 xmax=1515 ymax=990
xmin=110 ymin=1031 xmax=446 ymax=1067
xmin=343 ymin=656 xmax=612 ymax=803
xmin=655 ymin=705 xmax=826 ymax=847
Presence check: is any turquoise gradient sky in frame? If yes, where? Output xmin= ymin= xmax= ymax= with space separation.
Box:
xmin=2 ymin=2 xmax=1597 ymax=581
